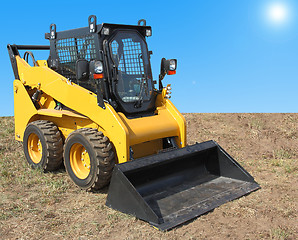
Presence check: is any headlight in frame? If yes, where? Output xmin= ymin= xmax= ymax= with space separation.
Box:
xmin=94 ymin=61 xmax=103 ymax=74
xmin=102 ymin=27 xmax=110 ymax=35
xmin=169 ymin=60 xmax=176 ymax=71
xmin=146 ymin=29 xmax=152 ymax=37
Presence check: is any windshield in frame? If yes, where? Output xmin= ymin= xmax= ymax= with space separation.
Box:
xmin=110 ymin=31 xmax=153 ymax=103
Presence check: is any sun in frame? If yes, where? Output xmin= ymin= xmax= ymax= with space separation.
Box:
xmin=266 ymin=2 xmax=289 ymax=25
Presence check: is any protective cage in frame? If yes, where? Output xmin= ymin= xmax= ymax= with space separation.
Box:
xmin=111 ymin=36 xmax=145 ymax=75
xmin=54 ymin=35 xmax=96 ymax=81
xmin=106 ymin=140 xmax=260 ymax=231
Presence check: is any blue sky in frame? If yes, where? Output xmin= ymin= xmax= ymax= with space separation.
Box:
xmin=0 ymin=0 xmax=297 ymax=116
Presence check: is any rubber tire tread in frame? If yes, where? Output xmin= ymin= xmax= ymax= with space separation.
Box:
xmin=64 ymin=128 xmax=115 ymax=191
xmin=23 ymin=120 xmax=63 ymax=171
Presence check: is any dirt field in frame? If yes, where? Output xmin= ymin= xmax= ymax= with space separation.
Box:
xmin=0 ymin=113 xmax=297 ymax=239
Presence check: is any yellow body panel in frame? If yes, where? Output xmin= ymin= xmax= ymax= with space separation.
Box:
xmin=118 ymin=107 xmax=179 ymax=146
xmin=39 ymin=92 xmax=56 ymax=109
xmin=14 ymin=56 xmax=186 ymax=163
xmin=34 ymin=110 xmax=99 ymax=140
xmin=13 ymin=80 xmax=37 ymax=140
xmin=156 ymin=84 xmax=187 ymax=147
xmin=131 ymin=139 xmax=163 ymax=159
xmin=36 ymin=60 xmax=48 ymax=67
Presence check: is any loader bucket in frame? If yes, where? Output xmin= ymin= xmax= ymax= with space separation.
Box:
xmin=106 ymin=140 xmax=260 ymax=231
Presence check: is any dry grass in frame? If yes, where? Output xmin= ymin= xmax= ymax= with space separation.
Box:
xmin=0 ymin=114 xmax=297 ymax=239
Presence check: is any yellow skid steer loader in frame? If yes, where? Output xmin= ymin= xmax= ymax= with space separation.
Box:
xmin=7 ymin=16 xmax=260 ymax=230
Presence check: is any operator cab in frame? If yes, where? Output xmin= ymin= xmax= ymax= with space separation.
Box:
xmin=46 ymin=16 xmax=175 ymax=116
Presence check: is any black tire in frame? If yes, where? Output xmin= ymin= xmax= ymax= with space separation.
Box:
xmin=23 ymin=120 xmax=63 ymax=171
xmin=63 ymin=128 xmax=115 ymax=191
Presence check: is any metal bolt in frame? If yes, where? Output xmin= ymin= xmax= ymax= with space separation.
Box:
xmin=84 ymin=164 xmax=86 ymax=167
xmin=81 ymin=158 xmax=84 ymax=161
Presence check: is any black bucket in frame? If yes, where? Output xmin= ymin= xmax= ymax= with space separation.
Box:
xmin=106 ymin=141 xmax=260 ymax=231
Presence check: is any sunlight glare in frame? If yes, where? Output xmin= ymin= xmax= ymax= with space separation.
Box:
xmin=266 ymin=2 xmax=289 ymax=25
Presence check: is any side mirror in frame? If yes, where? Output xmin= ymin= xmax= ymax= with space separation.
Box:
xmin=76 ymin=59 xmax=89 ymax=81
xmin=159 ymin=58 xmax=177 ymax=81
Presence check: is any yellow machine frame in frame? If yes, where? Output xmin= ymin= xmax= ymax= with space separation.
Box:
xmin=14 ymin=56 xmax=186 ymax=163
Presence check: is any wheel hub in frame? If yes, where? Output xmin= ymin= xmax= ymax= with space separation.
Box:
xmin=81 ymin=150 xmax=91 ymax=169
xmin=69 ymin=143 xmax=91 ymax=179
xmin=27 ymin=133 xmax=42 ymax=164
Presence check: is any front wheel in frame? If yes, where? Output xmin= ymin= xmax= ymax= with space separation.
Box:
xmin=63 ymin=128 xmax=115 ymax=191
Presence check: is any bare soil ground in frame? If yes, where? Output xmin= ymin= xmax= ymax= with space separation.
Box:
xmin=0 ymin=113 xmax=297 ymax=239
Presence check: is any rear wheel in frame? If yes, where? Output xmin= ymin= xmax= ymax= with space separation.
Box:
xmin=63 ymin=128 xmax=115 ymax=191
xmin=23 ymin=120 xmax=63 ymax=171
